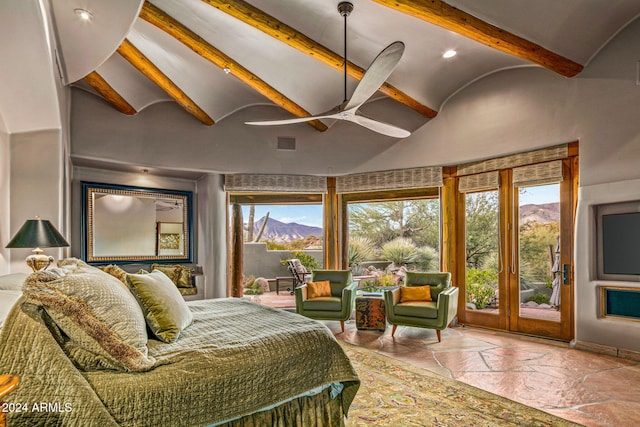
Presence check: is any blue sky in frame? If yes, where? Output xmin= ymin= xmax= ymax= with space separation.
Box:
xmin=519 ymin=184 xmax=559 ymax=205
xmin=241 ymin=205 xmax=323 ymax=228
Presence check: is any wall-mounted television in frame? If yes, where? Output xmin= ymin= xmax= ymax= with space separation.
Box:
xmin=596 ymin=201 xmax=640 ymax=281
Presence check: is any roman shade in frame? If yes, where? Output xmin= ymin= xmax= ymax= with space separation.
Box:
xmin=336 ymin=166 xmax=443 ymax=193
xmin=457 ymin=144 xmax=568 ymax=176
xmin=512 ymin=160 xmax=564 ymax=187
xmin=458 ymin=171 xmax=500 ymax=193
xmin=224 ymin=174 xmax=327 ymax=193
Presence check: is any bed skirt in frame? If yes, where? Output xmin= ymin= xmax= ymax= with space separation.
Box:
xmin=215 ymin=387 xmax=345 ymax=427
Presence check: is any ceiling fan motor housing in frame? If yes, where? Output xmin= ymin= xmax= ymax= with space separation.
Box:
xmin=338 ymin=2 xmax=354 ymax=17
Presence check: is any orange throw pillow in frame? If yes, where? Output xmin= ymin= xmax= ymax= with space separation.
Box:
xmin=399 ymin=285 xmax=432 ymax=302
xmin=307 ymin=281 xmax=331 ymax=299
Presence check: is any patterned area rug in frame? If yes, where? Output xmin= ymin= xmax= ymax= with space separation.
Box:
xmin=341 ymin=342 xmax=583 ymax=427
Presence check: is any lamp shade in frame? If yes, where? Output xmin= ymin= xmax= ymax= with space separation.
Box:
xmin=5 ymin=218 xmax=70 ymax=249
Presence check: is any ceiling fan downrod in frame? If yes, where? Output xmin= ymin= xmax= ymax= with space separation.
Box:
xmin=338 ymin=2 xmax=353 ymax=103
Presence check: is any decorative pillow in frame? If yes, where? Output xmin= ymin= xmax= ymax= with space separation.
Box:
xmin=150 ymin=264 xmax=194 ymax=288
xmin=0 ymin=290 xmax=22 ymax=329
xmin=307 ymin=280 xmax=332 ymax=299
xmin=22 ymin=258 xmax=154 ymax=372
xmin=400 ymin=285 xmax=432 ymax=303
xmin=126 ymin=270 xmax=193 ymax=343
xmin=0 ymin=272 xmax=28 ymax=290
xmin=98 ymin=264 xmax=128 ymax=285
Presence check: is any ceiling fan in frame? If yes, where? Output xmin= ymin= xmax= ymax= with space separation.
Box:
xmin=245 ymin=2 xmax=411 ymax=138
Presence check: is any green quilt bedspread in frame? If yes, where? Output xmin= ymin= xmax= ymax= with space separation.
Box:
xmin=0 ymin=298 xmax=360 ymax=426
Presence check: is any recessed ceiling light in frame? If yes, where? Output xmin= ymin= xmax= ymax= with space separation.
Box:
xmin=223 ymin=67 xmax=231 ymax=74
xmin=74 ymin=8 xmax=93 ymax=21
xmin=443 ymin=49 xmax=457 ymax=59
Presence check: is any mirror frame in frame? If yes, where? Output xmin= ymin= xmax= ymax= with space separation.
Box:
xmin=81 ymin=181 xmax=193 ymax=264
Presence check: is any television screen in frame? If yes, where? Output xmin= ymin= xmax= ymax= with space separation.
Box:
xmin=602 ymin=212 xmax=640 ymax=275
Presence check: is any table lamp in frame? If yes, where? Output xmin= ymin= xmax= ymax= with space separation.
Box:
xmin=5 ymin=216 xmax=70 ymax=272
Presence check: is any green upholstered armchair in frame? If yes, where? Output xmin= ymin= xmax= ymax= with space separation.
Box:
xmin=295 ymin=269 xmax=357 ymax=332
xmin=384 ymin=271 xmax=459 ymax=342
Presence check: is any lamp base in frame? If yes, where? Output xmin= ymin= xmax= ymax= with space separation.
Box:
xmin=25 ymin=249 xmax=54 ymax=272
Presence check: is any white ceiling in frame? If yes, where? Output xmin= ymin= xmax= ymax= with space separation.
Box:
xmin=3 ymin=0 xmax=640 ymax=139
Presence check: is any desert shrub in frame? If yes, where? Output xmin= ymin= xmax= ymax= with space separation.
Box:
xmin=372 ymin=273 xmax=396 ymax=288
xmin=466 ymin=268 xmax=498 ymax=287
xmin=528 ymin=292 xmax=551 ymax=305
xmin=243 ymin=274 xmax=256 ymax=287
xmin=243 ymin=281 xmax=264 ymax=295
xmin=348 ymin=236 xmax=376 ymax=267
xmin=266 ymin=241 xmax=286 ymax=250
xmin=280 ymin=251 xmax=320 ymax=271
xmin=466 ymin=281 xmax=495 ymax=309
xmin=381 ymin=237 xmax=418 ymax=266
xmin=414 ymin=245 xmax=439 ymax=270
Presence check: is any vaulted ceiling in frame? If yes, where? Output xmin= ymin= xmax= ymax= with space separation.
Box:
xmin=49 ymin=0 xmax=640 ymax=140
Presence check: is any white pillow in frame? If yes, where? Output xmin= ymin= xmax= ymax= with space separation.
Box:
xmin=0 ymin=290 xmax=22 ymax=328
xmin=0 ymin=272 xmax=28 ymax=290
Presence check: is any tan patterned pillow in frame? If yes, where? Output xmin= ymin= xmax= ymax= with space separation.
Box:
xmin=150 ymin=264 xmax=194 ymax=288
xmin=22 ymin=258 xmax=155 ymax=372
xmin=98 ymin=264 xmax=128 ymax=285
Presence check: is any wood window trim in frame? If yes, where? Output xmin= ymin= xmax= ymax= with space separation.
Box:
xmin=229 ymin=193 xmax=323 ymax=205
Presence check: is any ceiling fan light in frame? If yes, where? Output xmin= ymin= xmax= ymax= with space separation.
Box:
xmin=74 ymin=8 xmax=93 ymax=21
xmin=443 ymin=49 xmax=457 ymax=58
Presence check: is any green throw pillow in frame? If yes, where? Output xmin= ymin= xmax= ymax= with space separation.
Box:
xmin=126 ymin=270 xmax=193 ymax=343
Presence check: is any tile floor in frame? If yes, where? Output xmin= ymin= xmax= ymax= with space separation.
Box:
xmin=259 ymin=291 xmax=640 ymax=427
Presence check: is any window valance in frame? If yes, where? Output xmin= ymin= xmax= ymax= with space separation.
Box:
xmin=457 ymin=144 xmax=568 ymax=176
xmin=459 ymin=171 xmax=500 ymax=193
xmin=336 ymin=167 xmax=442 ymax=194
xmin=224 ymin=174 xmax=327 ymax=193
xmin=513 ymin=160 xmax=563 ymax=187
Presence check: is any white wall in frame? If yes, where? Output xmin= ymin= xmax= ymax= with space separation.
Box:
xmin=8 ymin=130 xmax=66 ymax=274
xmin=196 ymin=174 xmax=227 ymax=299
xmin=0 ymin=130 xmax=9 ymax=274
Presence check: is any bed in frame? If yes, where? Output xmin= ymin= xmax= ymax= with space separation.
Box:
xmin=0 ymin=260 xmax=360 ymax=426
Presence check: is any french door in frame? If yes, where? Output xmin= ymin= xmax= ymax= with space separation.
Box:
xmin=459 ymin=159 xmax=575 ymax=341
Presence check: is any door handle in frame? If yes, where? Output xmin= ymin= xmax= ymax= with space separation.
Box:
xmin=562 ymin=264 xmax=570 ymax=285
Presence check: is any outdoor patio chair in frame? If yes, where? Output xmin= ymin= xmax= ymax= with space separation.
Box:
xmin=286 ymin=259 xmax=311 ymax=288
xmin=295 ymin=269 xmax=357 ymax=332
xmin=384 ymin=271 xmax=458 ymax=342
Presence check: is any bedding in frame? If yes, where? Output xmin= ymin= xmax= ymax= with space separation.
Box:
xmin=0 ymin=288 xmax=359 ymax=426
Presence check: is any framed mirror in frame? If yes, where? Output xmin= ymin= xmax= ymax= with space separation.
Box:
xmin=82 ymin=182 xmax=193 ymax=264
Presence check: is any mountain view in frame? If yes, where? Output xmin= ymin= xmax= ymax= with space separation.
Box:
xmin=252 ymin=216 xmax=322 ymax=243
xmin=520 ymin=202 xmax=560 ymax=225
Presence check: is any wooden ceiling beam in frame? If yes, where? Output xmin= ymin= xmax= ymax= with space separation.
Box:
xmin=140 ymin=2 xmax=328 ymax=132
xmin=200 ymin=0 xmax=438 ymax=118
xmin=83 ymin=71 xmax=137 ymax=115
xmin=370 ymin=0 xmax=583 ymax=78
xmin=117 ymin=39 xmax=215 ymax=126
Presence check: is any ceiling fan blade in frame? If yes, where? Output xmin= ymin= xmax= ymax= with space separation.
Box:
xmin=345 ymin=113 xmax=411 ymax=138
xmin=245 ymin=112 xmax=340 ymax=126
xmin=343 ymin=41 xmax=405 ymax=111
